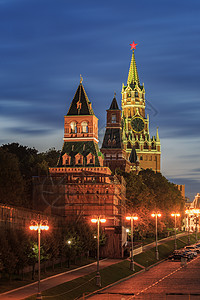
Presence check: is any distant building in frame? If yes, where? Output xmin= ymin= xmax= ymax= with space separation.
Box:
xmin=184 ymin=193 xmax=200 ymax=232
xmin=176 ymin=184 xmax=185 ymax=199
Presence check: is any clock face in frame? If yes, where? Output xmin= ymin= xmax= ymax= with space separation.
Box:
xmin=131 ymin=117 xmax=145 ymax=133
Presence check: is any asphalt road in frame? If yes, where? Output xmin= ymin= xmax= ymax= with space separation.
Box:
xmin=88 ymin=255 xmax=200 ymax=300
xmin=0 ymin=259 xmax=122 ymax=300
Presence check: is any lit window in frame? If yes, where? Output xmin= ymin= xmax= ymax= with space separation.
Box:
xmin=81 ymin=121 xmax=88 ymax=133
xmin=70 ymin=122 xmax=77 ymax=133
xmin=111 ymin=114 xmax=116 ymax=123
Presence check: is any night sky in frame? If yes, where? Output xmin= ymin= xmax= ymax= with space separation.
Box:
xmin=0 ymin=0 xmax=200 ymax=200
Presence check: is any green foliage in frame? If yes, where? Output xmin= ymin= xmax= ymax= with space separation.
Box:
xmin=0 ymin=143 xmax=60 ymax=208
xmin=0 ymin=148 xmax=25 ymax=206
xmin=119 ymin=169 xmax=185 ymax=235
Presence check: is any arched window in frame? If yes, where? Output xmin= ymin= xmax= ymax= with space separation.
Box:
xmin=144 ymin=142 xmax=149 ymax=149
xmin=111 ymin=114 xmax=116 ymax=123
xmin=127 ymin=142 xmax=132 ymax=149
xmin=70 ymin=122 xmax=77 ymax=133
xmin=135 ymin=142 xmax=139 ymax=149
xmin=81 ymin=121 xmax=88 ymax=133
xmin=151 ymin=142 xmax=156 ymax=150
xmin=135 ymin=91 xmax=138 ymax=97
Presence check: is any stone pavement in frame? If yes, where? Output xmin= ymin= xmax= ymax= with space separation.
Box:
xmin=88 ymin=255 xmax=200 ymax=300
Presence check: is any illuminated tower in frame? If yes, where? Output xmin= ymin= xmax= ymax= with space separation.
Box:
xmin=121 ymin=42 xmax=161 ymax=172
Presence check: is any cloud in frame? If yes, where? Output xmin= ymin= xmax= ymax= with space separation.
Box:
xmin=5 ymin=127 xmax=54 ymax=136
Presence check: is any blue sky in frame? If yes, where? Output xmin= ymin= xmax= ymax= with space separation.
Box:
xmin=0 ymin=0 xmax=200 ymax=200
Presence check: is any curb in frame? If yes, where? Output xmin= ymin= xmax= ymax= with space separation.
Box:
xmin=85 ymin=258 xmax=166 ymax=299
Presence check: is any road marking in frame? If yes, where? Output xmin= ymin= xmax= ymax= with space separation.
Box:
xmin=127 ymin=255 xmax=200 ymax=299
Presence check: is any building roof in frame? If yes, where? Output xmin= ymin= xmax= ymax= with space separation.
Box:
xmin=101 ymin=128 xmax=123 ymax=149
xmin=129 ymin=145 xmax=138 ymax=163
xmin=127 ymin=50 xmax=140 ymax=86
xmin=109 ymin=96 xmax=119 ymax=110
xmin=57 ymin=141 xmax=103 ymax=167
xmin=66 ymin=83 xmax=94 ymax=116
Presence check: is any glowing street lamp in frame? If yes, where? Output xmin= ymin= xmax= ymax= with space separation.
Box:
xmin=29 ymin=220 xmax=49 ymax=300
xmin=151 ymin=213 xmax=161 ymax=260
xmin=185 ymin=210 xmax=191 ymax=244
xmin=126 ymin=216 xmax=138 ymax=271
xmin=171 ymin=213 xmax=180 ymax=250
xmin=91 ymin=217 xmax=106 ymax=287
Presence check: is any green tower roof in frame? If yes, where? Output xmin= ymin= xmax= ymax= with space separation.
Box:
xmin=127 ymin=50 xmax=140 ymax=87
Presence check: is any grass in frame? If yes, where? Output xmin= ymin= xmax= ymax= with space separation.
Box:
xmin=26 ymin=260 xmax=142 ymax=300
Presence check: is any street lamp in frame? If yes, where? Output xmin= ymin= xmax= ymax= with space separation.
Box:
xmin=91 ymin=217 xmax=106 ymax=287
xmin=171 ymin=213 xmax=180 ymax=250
xmin=126 ymin=216 xmax=138 ymax=271
xmin=185 ymin=210 xmax=191 ymax=244
xmin=193 ymin=209 xmax=200 ymax=242
xmin=151 ymin=213 xmax=161 ymax=260
xmin=29 ymin=220 xmax=49 ymax=300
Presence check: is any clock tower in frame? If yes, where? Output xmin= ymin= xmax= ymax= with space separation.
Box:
xmin=121 ymin=42 xmax=161 ymax=172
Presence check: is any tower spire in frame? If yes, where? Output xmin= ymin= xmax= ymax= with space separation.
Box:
xmin=127 ymin=42 xmax=140 ymax=86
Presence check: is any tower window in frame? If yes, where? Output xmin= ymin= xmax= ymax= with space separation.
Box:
xmin=81 ymin=121 xmax=88 ymax=133
xmin=127 ymin=142 xmax=132 ymax=149
xmin=151 ymin=142 xmax=156 ymax=150
xmin=135 ymin=142 xmax=139 ymax=149
xmin=135 ymin=91 xmax=138 ymax=97
xmin=70 ymin=122 xmax=77 ymax=133
xmin=144 ymin=142 xmax=148 ymax=149
xmin=111 ymin=114 xmax=116 ymax=123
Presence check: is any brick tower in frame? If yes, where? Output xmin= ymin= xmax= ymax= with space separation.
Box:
xmin=101 ymin=95 xmax=135 ymax=173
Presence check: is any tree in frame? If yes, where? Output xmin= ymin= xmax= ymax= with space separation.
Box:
xmin=0 ymin=148 xmax=25 ymax=206
xmin=118 ymin=169 xmax=185 ymax=237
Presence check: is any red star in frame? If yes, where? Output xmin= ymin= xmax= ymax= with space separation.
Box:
xmin=130 ymin=41 xmax=138 ymax=50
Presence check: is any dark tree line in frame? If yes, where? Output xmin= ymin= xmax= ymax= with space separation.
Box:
xmin=119 ymin=169 xmax=185 ymax=237
xmin=0 ymin=218 xmax=101 ymax=281
xmin=0 ymin=143 xmax=60 ymax=208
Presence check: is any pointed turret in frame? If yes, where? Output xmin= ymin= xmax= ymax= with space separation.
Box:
xmin=129 ymin=146 xmax=138 ymax=164
xmin=127 ymin=50 xmax=140 ymax=87
xmin=67 ymin=79 xmax=94 ymax=116
xmin=156 ymin=127 xmax=160 ymax=142
xmin=109 ymin=94 xmax=119 ymax=110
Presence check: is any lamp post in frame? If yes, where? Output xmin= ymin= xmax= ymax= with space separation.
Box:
xmin=193 ymin=209 xmax=200 ymax=242
xmin=126 ymin=216 xmax=138 ymax=271
xmin=29 ymin=220 xmax=49 ymax=300
xmin=185 ymin=210 xmax=190 ymax=244
xmin=91 ymin=217 xmax=106 ymax=287
xmin=171 ymin=213 xmax=180 ymax=250
xmin=151 ymin=213 xmax=161 ymax=260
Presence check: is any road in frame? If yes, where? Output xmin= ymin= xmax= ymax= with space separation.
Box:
xmin=0 ymin=259 xmax=122 ymax=300
xmin=88 ymin=255 xmax=200 ymax=300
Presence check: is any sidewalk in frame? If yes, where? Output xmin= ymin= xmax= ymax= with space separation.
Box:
xmin=0 ymin=259 xmax=122 ymax=300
